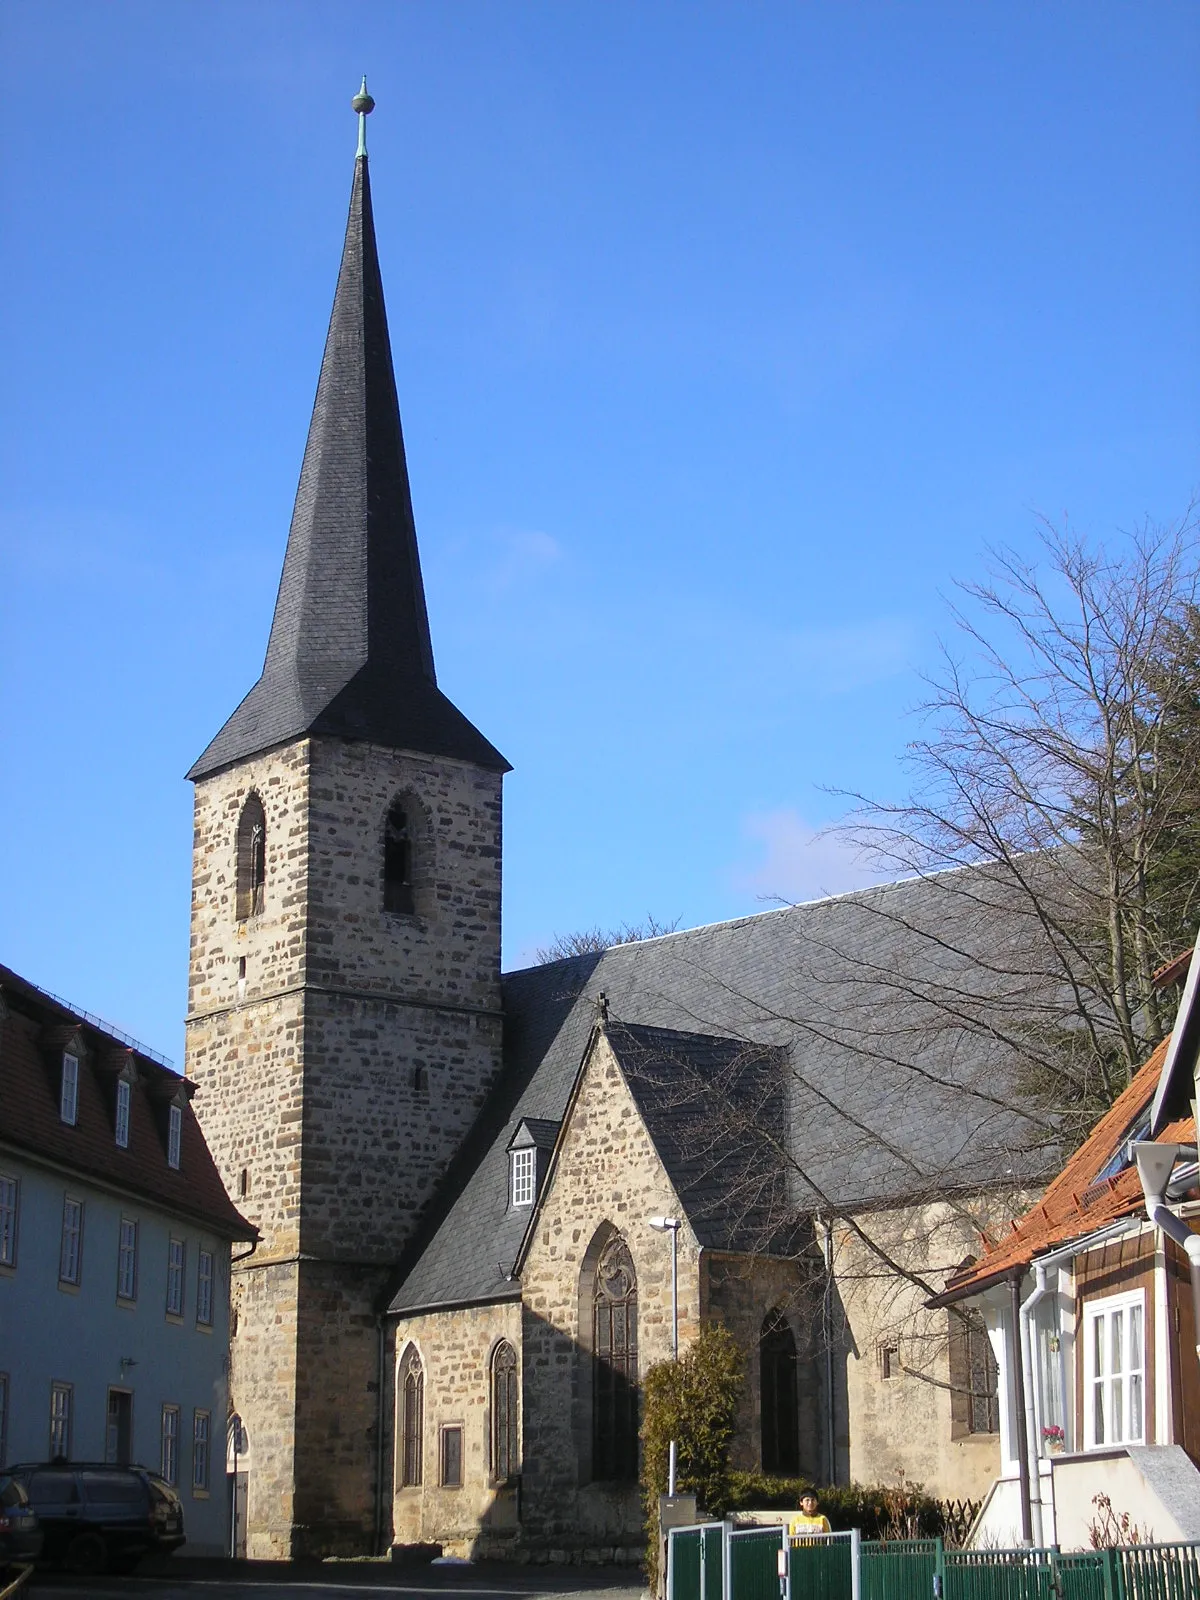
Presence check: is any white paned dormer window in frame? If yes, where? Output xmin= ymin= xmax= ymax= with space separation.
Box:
xmin=168 ymin=1104 xmax=183 ymax=1170
xmin=60 ymin=1054 xmax=79 ymax=1126
xmin=1084 ymin=1289 xmax=1146 ymax=1448
xmin=510 ymin=1148 xmax=536 ymax=1208
xmin=115 ymin=1079 xmax=131 ymax=1148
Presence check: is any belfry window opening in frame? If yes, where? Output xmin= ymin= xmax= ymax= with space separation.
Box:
xmin=235 ymin=795 xmax=267 ymax=921
xmin=384 ymin=800 xmax=415 ymax=915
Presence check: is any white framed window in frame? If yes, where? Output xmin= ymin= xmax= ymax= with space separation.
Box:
xmin=196 ymin=1249 xmax=214 ymax=1327
xmin=117 ymin=1218 xmax=138 ymax=1301
xmin=49 ymin=1381 xmax=72 ymax=1458
xmin=510 ymin=1148 xmax=536 ymax=1208
xmin=192 ymin=1410 xmax=211 ymax=1492
xmin=166 ymin=1238 xmax=185 ymax=1317
xmin=60 ymin=1053 xmax=79 ymax=1126
xmin=161 ymin=1404 xmax=179 ymax=1485
xmin=115 ymin=1079 xmax=131 ymax=1148
xmin=59 ymin=1197 xmax=83 ymax=1285
xmin=168 ymin=1104 xmax=183 ymax=1170
xmin=0 ymin=1176 xmax=17 ymax=1267
xmin=1083 ymin=1289 xmax=1146 ymax=1448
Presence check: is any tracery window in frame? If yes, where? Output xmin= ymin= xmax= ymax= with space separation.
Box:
xmin=384 ymin=800 xmax=415 ymax=915
xmin=592 ymin=1233 xmax=638 ymax=1481
xmin=491 ymin=1340 xmax=519 ymax=1481
xmin=235 ymin=794 xmax=266 ymax=921
xmin=399 ymin=1345 xmax=424 ymax=1486
xmin=760 ymin=1309 xmax=800 ymax=1474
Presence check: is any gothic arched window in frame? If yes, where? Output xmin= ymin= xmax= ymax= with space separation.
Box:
xmin=399 ymin=1345 xmax=424 ymax=1487
xmin=384 ymin=799 xmax=415 ymax=915
xmin=760 ymin=1308 xmax=800 ymax=1474
xmin=491 ymin=1340 xmax=519 ymax=1481
xmin=592 ymin=1233 xmax=639 ymax=1481
xmin=235 ymin=794 xmax=266 ymax=921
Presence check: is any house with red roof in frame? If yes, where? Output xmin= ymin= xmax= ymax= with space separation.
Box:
xmin=0 ymin=962 xmax=256 ymax=1558
xmin=932 ymin=958 xmax=1200 ymax=1550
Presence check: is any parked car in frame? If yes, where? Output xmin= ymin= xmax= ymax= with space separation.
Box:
xmin=7 ymin=1462 xmax=185 ymax=1574
xmin=0 ymin=1474 xmax=44 ymax=1566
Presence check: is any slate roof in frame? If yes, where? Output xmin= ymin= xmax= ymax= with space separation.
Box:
xmin=931 ymin=1039 xmax=1196 ymax=1305
xmin=188 ymin=152 xmax=507 ymax=781
xmin=0 ymin=963 xmax=256 ymax=1240
xmin=388 ymin=869 xmax=1056 ymax=1316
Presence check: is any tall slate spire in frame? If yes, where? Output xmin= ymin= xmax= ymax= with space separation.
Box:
xmin=189 ymin=89 xmax=508 ymax=781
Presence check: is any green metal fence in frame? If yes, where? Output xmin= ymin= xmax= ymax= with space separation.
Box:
xmin=666 ymin=1518 xmax=1200 ymax=1600
xmin=730 ymin=1527 xmax=786 ymax=1600
xmin=862 ymin=1539 xmax=943 ymax=1600
xmin=939 ymin=1547 xmax=1057 ymax=1600
xmin=790 ymin=1529 xmax=858 ymax=1600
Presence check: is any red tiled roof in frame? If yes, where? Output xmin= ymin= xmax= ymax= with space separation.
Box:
xmin=0 ymin=963 xmax=256 ymax=1241
xmin=1152 ymin=948 xmax=1194 ymax=990
xmin=936 ymin=1036 xmax=1193 ymax=1302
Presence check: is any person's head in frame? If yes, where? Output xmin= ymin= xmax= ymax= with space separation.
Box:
xmin=800 ymin=1492 xmax=819 ymax=1514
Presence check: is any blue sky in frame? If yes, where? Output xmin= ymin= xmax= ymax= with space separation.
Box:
xmin=1 ymin=2 xmax=1197 ymax=1066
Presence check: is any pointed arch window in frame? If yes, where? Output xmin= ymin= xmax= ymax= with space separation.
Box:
xmin=491 ymin=1341 xmax=519 ymax=1482
xmin=760 ymin=1308 xmax=800 ymax=1474
xmin=399 ymin=1345 xmax=424 ymax=1487
xmin=592 ymin=1233 xmax=639 ymax=1481
xmin=235 ymin=795 xmax=266 ymax=921
xmin=384 ymin=800 xmax=415 ymax=915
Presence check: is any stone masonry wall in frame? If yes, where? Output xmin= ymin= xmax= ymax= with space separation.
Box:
xmin=834 ymin=1193 xmax=1028 ymax=1500
xmin=703 ymin=1252 xmax=824 ymax=1479
xmin=186 ymin=734 xmax=505 ymax=1558
xmin=519 ymin=1030 xmax=701 ymax=1557
xmin=390 ymin=1300 xmax=523 ymax=1559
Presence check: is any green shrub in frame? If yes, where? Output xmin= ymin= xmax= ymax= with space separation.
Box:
xmin=727 ymin=1473 xmax=962 ymax=1541
xmin=642 ymin=1323 xmax=745 ymax=1585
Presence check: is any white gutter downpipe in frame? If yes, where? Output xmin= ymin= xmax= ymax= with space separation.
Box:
xmin=1134 ymin=1143 xmax=1200 ymax=1365
xmin=1019 ymin=1265 xmax=1052 ymax=1547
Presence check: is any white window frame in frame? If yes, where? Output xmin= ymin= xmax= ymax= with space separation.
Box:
xmin=192 ymin=1409 xmax=211 ymax=1493
xmin=196 ymin=1249 xmax=214 ymax=1327
xmin=115 ymin=1078 xmax=131 ymax=1148
xmin=49 ymin=1381 xmax=72 ymax=1458
xmin=161 ymin=1404 xmax=180 ymax=1485
xmin=168 ymin=1103 xmax=183 ymax=1169
xmin=510 ymin=1147 xmax=536 ymax=1208
xmin=59 ymin=1197 xmax=83 ymax=1285
xmin=166 ymin=1238 xmax=185 ymax=1317
xmin=60 ymin=1053 xmax=79 ymax=1126
xmin=1083 ymin=1287 xmax=1147 ymax=1449
xmin=117 ymin=1217 xmax=138 ymax=1302
xmin=0 ymin=1175 xmax=17 ymax=1267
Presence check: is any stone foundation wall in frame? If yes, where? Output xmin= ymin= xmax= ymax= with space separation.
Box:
xmin=390 ymin=1301 xmax=523 ymax=1558
xmin=229 ymin=1258 xmax=300 ymax=1560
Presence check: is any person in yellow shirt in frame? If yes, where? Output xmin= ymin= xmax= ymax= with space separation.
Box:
xmin=788 ymin=1491 xmax=832 ymax=1537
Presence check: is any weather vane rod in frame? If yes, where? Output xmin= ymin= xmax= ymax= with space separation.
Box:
xmin=352 ymin=75 xmax=375 ymax=157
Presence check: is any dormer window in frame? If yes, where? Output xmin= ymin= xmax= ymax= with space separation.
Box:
xmin=115 ymin=1078 xmax=132 ymax=1149
xmin=510 ymin=1148 xmax=536 ymax=1208
xmin=60 ymin=1054 xmax=79 ymax=1126
xmin=168 ymin=1103 xmax=183 ymax=1170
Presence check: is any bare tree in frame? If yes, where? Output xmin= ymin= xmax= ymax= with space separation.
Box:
xmin=535 ymin=915 xmax=681 ymax=964
xmin=834 ymin=509 xmax=1200 ymax=1137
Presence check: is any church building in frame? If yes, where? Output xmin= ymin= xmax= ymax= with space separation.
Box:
xmin=184 ymin=90 xmax=1046 ymax=1562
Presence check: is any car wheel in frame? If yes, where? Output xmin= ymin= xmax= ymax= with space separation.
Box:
xmin=65 ymin=1531 xmax=108 ymax=1575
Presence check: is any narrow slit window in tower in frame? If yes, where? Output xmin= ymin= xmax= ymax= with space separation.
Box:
xmin=384 ymin=801 xmax=415 ymax=915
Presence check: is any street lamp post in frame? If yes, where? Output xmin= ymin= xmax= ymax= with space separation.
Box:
xmin=648 ymin=1215 xmax=681 ymax=1358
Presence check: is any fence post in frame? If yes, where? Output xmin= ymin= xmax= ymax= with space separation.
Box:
xmin=850 ymin=1527 xmax=862 ymax=1600
xmin=722 ymin=1521 xmax=733 ymax=1600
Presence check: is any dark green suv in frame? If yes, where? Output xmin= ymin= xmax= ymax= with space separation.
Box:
xmin=8 ymin=1462 xmax=185 ymax=1574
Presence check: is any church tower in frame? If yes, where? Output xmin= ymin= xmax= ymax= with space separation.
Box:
xmin=184 ymin=86 xmax=508 ymax=1558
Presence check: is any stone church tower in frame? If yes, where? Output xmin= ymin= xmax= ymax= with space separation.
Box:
xmin=184 ymin=90 xmax=508 ymax=1558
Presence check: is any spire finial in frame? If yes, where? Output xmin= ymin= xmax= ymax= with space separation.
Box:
xmin=352 ymin=76 xmax=375 ymax=158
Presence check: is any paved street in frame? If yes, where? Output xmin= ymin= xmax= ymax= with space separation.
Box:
xmin=27 ymin=1561 xmax=647 ymax=1600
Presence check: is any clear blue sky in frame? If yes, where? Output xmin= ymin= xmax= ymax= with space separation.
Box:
xmin=2 ymin=2 xmax=1197 ymax=1066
